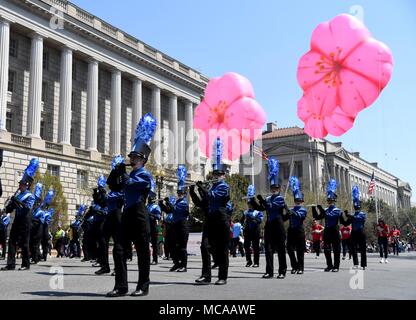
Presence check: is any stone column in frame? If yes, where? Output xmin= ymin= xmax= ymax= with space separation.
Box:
xmin=86 ymin=59 xmax=98 ymax=151
xmin=193 ymin=104 xmax=200 ymax=174
xmin=58 ymin=46 xmax=72 ymax=144
xmin=131 ymin=78 xmax=142 ymax=143
xmin=110 ymin=69 xmax=121 ymax=155
xmin=184 ymin=100 xmax=193 ymax=170
xmin=151 ymin=85 xmax=161 ymax=164
xmin=27 ymin=33 xmax=43 ymax=138
xmin=0 ymin=18 xmax=10 ymax=132
xmin=168 ymin=94 xmax=178 ymax=167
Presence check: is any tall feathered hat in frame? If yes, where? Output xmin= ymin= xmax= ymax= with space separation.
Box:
xmin=76 ymin=204 xmax=86 ymax=218
xmin=97 ymin=175 xmax=106 ymax=188
xmin=177 ymin=165 xmax=187 ymax=193
xmin=129 ymin=113 xmax=157 ymax=160
xmin=212 ymin=137 xmax=226 ymax=174
xmin=268 ymin=157 xmax=280 ymax=188
xmin=149 ymin=177 xmax=156 ymax=200
xmin=19 ymin=158 xmax=39 ymax=186
xmin=34 ymin=183 xmax=43 ymax=200
xmin=111 ymin=155 xmax=125 ymax=169
xmin=326 ymin=178 xmax=337 ymax=201
xmin=352 ymin=185 xmax=361 ymax=210
xmin=247 ymin=185 xmax=256 ymax=201
xmin=290 ymin=176 xmax=304 ymax=202
xmin=43 ymin=190 xmax=55 ymax=207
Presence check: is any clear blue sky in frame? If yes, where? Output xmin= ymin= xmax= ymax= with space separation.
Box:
xmin=72 ymin=0 xmax=416 ymax=201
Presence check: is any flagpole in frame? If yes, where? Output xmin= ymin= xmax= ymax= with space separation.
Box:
xmin=374 ymin=174 xmax=379 ymax=222
xmin=251 ymin=142 xmax=255 ymax=186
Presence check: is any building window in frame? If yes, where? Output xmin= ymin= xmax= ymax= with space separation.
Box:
xmin=280 ymin=162 xmax=290 ymax=180
xmin=72 ymin=62 xmax=77 ymax=80
xmin=47 ymin=164 xmax=60 ymax=177
xmin=9 ymin=38 xmax=18 ymax=58
xmin=40 ymin=119 xmax=45 ymax=140
xmin=77 ymin=170 xmax=88 ymax=189
xmin=43 ymin=51 xmax=49 ymax=70
xmin=294 ymin=161 xmax=303 ymax=178
xmin=6 ymin=112 xmax=12 ymax=132
xmin=8 ymin=70 xmax=16 ymax=93
xmin=42 ymin=82 xmax=48 ymax=102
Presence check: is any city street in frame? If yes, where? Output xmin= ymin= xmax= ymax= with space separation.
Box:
xmin=0 ymin=252 xmax=415 ymax=300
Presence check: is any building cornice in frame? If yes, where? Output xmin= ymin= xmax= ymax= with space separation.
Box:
xmin=3 ymin=0 xmax=207 ymax=101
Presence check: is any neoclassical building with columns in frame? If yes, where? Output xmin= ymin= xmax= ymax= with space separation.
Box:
xmin=244 ymin=123 xmax=412 ymax=210
xmin=0 ymin=0 xmax=239 ymax=218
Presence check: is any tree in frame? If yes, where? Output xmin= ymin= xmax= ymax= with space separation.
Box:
xmin=32 ymin=171 xmax=68 ymax=234
xmin=224 ymin=173 xmax=250 ymax=222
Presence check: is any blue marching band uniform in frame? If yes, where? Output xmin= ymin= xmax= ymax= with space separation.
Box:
xmin=0 ymin=134 xmax=372 ymax=294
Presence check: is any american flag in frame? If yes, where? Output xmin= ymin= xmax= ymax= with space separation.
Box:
xmin=368 ymin=171 xmax=375 ymax=196
xmin=252 ymin=144 xmax=269 ymax=160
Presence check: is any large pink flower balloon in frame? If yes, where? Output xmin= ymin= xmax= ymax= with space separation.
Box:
xmin=194 ymin=72 xmax=266 ymax=160
xmin=297 ymin=14 xmax=393 ymax=138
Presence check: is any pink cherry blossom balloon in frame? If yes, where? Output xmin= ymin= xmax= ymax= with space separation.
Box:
xmin=194 ymin=72 xmax=266 ymax=160
xmin=297 ymin=14 xmax=393 ymax=138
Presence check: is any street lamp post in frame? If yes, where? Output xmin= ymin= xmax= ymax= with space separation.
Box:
xmin=155 ymin=167 xmax=165 ymax=199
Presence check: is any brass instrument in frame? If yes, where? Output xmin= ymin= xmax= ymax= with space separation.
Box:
xmin=186 ymin=179 xmax=220 ymax=187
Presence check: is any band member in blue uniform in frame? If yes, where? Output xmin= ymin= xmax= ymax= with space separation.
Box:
xmin=241 ymin=185 xmax=263 ymax=268
xmin=250 ymin=158 xmax=287 ymax=279
xmin=29 ymin=183 xmax=43 ymax=264
xmin=0 ymin=211 xmax=10 ymax=259
xmin=147 ymin=178 xmax=161 ymax=265
xmin=69 ymin=205 xmax=85 ymax=258
xmin=31 ymin=189 xmax=54 ymax=263
xmin=341 ymin=185 xmax=367 ymax=270
xmin=106 ymin=113 xmax=156 ymax=297
xmin=2 ymin=159 xmax=38 ymax=271
xmin=86 ymin=175 xmax=108 ymax=269
xmin=312 ymin=179 xmax=343 ymax=272
xmin=41 ymin=207 xmax=54 ymax=261
xmin=190 ymin=180 xmax=213 ymax=283
xmin=196 ymin=138 xmax=231 ymax=285
xmin=284 ymin=176 xmax=307 ymax=275
xmin=160 ymin=165 xmax=190 ymax=272
xmin=160 ymin=197 xmax=175 ymax=260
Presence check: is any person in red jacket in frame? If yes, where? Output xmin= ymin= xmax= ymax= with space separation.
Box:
xmin=311 ymin=220 xmax=324 ymax=258
xmin=377 ymin=219 xmax=389 ymax=263
xmin=340 ymin=225 xmax=352 ymax=260
xmin=390 ymin=226 xmax=401 ymax=256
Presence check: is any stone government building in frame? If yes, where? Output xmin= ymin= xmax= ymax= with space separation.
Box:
xmin=245 ymin=123 xmax=412 ymax=209
xmin=0 ymin=0 xmax=240 ymax=218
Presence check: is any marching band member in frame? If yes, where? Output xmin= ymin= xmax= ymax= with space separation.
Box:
xmin=195 ymin=138 xmax=231 ymax=285
xmin=189 ymin=180 xmax=212 ymax=284
xmin=341 ymin=185 xmax=367 ymax=270
xmin=284 ymin=176 xmax=307 ymax=275
xmin=106 ymin=113 xmax=156 ymax=297
xmin=250 ymin=157 xmax=287 ymax=279
xmin=89 ymin=175 xmax=108 ymax=270
xmin=340 ymin=224 xmax=352 ymax=260
xmin=147 ymin=178 xmax=161 ymax=265
xmin=241 ymin=185 xmax=263 ymax=268
xmin=69 ymin=205 xmax=85 ymax=258
xmin=312 ymin=179 xmax=343 ymax=272
xmin=29 ymin=183 xmax=43 ymax=264
xmin=161 ymin=165 xmax=190 ymax=272
xmin=1 ymin=159 xmax=38 ymax=271
xmin=311 ymin=219 xmax=324 ymax=258
xmin=377 ymin=219 xmax=389 ymax=263
xmin=41 ymin=207 xmax=54 ymax=261
xmin=0 ymin=210 xmax=10 ymax=259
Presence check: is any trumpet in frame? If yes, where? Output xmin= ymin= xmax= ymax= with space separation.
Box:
xmin=186 ymin=179 xmax=220 ymax=187
xmin=3 ymin=189 xmax=21 ymax=212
